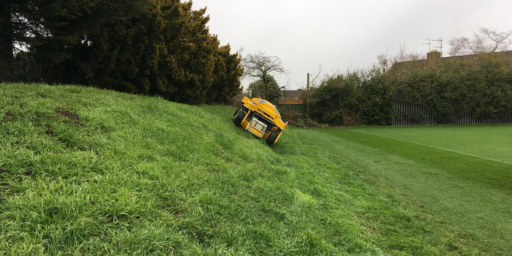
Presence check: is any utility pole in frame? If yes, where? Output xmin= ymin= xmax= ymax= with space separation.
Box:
xmin=306 ymin=73 xmax=310 ymax=120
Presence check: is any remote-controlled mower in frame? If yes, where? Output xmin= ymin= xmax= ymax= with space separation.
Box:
xmin=232 ymin=97 xmax=287 ymax=145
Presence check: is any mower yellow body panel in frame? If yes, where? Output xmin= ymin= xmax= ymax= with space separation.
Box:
xmin=232 ymin=97 xmax=287 ymax=145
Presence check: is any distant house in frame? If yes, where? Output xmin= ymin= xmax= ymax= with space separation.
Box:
xmin=391 ymin=50 xmax=512 ymax=71
xmin=234 ymin=89 xmax=309 ymax=100
xmin=281 ymin=90 xmax=302 ymax=99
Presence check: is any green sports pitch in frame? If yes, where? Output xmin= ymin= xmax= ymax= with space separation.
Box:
xmin=317 ymin=124 xmax=512 ymax=254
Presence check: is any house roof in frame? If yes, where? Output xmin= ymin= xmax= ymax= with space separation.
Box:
xmin=281 ymin=90 xmax=302 ymax=99
xmin=390 ymin=50 xmax=512 ymax=71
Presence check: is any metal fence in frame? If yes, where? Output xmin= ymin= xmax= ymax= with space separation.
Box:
xmin=393 ymin=91 xmax=512 ymax=126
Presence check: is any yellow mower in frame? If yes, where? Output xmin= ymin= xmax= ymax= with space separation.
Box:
xmin=232 ymin=97 xmax=287 ymax=145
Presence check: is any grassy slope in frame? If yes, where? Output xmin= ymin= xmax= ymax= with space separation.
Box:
xmin=0 ymin=83 xmax=480 ymax=255
xmin=320 ymin=127 xmax=512 ymax=255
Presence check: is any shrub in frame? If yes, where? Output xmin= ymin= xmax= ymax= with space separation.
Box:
xmin=295 ymin=118 xmax=327 ymax=128
xmin=309 ymin=68 xmax=394 ymax=126
xmin=281 ymin=110 xmax=301 ymax=126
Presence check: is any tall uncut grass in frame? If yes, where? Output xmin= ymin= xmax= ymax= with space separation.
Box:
xmin=0 ymin=83 xmax=482 ymax=255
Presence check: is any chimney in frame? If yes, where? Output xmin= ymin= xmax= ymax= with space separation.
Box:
xmin=427 ymin=50 xmax=441 ymax=61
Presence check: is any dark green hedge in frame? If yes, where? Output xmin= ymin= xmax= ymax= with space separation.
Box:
xmin=309 ymin=69 xmax=395 ymax=126
xmin=308 ymin=53 xmax=512 ymax=126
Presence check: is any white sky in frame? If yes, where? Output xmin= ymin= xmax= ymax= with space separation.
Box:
xmin=192 ymin=0 xmax=512 ymax=90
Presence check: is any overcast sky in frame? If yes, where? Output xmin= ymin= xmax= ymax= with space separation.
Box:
xmin=192 ymin=0 xmax=512 ymax=90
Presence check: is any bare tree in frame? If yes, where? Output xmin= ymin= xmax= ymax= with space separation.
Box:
xmin=449 ymin=27 xmax=512 ymax=56
xmin=280 ymin=72 xmax=292 ymax=99
xmin=376 ymin=44 xmax=425 ymax=74
xmin=242 ymin=51 xmax=286 ymax=100
xmin=377 ymin=53 xmax=391 ymax=73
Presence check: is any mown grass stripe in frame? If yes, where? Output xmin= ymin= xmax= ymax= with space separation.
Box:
xmin=351 ymin=129 xmax=512 ymax=165
xmin=322 ymin=129 xmax=512 ymax=195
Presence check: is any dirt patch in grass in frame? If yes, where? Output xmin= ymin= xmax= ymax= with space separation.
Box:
xmin=23 ymin=170 xmax=33 ymax=176
xmin=3 ymin=112 xmax=15 ymax=121
xmin=46 ymin=128 xmax=54 ymax=136
xmin=0 ymin=168 xmax=7 ymax=174
xmin=57 ymin=108 xmax=85 ymax=127
xmin=168 ymin=209 xmax=185 ymax=218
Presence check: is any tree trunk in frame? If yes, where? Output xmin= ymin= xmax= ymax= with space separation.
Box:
xmin=0 ymin=2 xmax=15 ymax=82
xmin=263 ymin=76 xmax=266 ymax=100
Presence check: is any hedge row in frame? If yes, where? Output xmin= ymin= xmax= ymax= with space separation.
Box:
xmin=308 ymin=53 xmax=512 ymax=126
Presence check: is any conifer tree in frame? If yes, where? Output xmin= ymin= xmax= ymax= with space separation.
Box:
xmin=3 ymin=0 xmax=244 ymax=105
xmin=207 ymin=44 xmax=244 ymax=104
xmin=0 ymin=0 xmax=29 ymax=82
xmin=161 ymin=1 xmax=218 ymax=104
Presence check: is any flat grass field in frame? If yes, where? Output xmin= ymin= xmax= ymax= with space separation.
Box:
xmin=319 ymin=125 xmax=512 ymax=255
xmin=1 ymin=83 xmax=511 ymax=255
